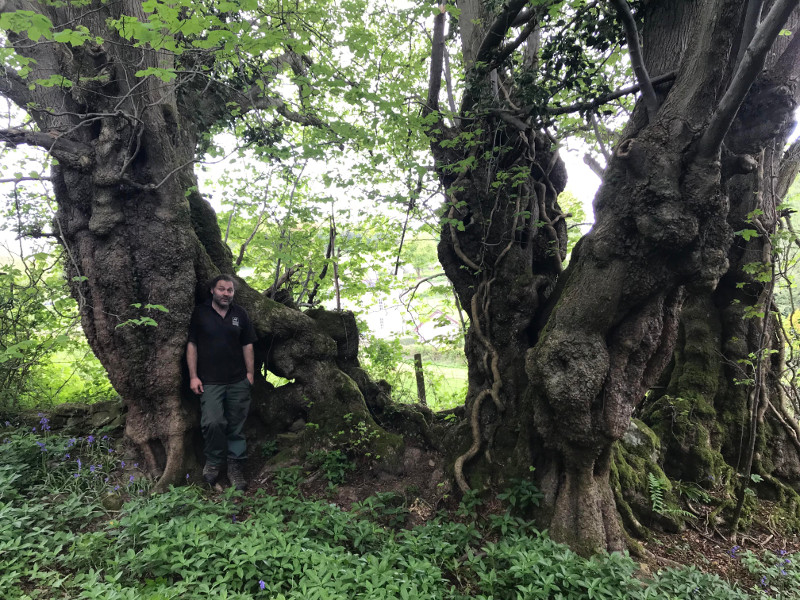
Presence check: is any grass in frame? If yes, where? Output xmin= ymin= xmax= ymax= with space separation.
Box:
xmin=2 ymin=423 xmax=798 ymax=599
xmin=389 ymin=361 xmax=467 ymax=410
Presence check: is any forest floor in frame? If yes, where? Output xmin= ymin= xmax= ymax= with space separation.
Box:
xmin=243 ymin=447 xmax=800 ymax=596
xmin=643 ymin=524 xmax=799 ymax=592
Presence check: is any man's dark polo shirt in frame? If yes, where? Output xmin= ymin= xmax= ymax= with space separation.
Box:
xmin=188 ymin=299 xmax=257 ymax=385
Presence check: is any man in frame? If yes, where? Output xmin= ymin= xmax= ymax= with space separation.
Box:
xmin=187 ymin=274 xmax=257 ymax=490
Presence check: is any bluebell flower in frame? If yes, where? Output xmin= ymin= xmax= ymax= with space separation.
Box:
xmin=129 ymin=475 xmax=134 ymax=482
xmin=728 ymin=545 xmax=740 ymax=558
xmin=87 ymin=435 xmax=95 ymax=443
xmin=77 ymin=458 xmax=82 ymax=471
xmin=90 ymin=465 xmax=96 ymax=473
xmin=259 ymin=580 xmax=266 ymax=590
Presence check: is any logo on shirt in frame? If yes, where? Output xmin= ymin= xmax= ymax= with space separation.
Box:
xmin=232 ymin=317 xmax=240 ymax=327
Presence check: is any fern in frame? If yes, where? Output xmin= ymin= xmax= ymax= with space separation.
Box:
xmin=648 ymin=472 xmax=666 ymax=514
xmin=648 ymin=473 xmax=695 ymax=519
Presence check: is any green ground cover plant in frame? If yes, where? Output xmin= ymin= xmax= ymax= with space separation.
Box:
xmin=1 ymin=423 xmax=797 ymax=599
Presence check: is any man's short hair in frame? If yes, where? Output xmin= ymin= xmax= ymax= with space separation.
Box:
xmin=208 ymin=274 xmax=236 ymax=291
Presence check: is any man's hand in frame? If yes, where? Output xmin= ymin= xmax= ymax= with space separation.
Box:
xmin=247 ymin=372 xmax=254 ymax=386
xmin=190 ymin=376 xmax=204 ymax=395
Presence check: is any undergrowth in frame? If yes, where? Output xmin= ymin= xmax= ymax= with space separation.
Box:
xmin=1 ymin=423 xmax=797 ymax=599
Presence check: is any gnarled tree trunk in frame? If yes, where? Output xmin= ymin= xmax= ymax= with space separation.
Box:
xmin=427 ymin=0 xmax=800 ymax=554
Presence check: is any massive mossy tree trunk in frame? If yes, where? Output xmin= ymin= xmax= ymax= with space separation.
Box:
xmin=0 ymin=0 xmax=385 ymax=489
xmin=426 ymin=0 xmax=800 ymax=553
xmin=643 ymin=140 xmax=800 ymax=497
xmin=641 ymin=9 xmax=800 ymax=507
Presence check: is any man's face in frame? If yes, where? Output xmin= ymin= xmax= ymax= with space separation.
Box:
xmin=211 ymin=280 xmax=235 ymax=308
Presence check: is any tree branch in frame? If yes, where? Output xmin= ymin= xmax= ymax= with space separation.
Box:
xmin=460 ymin=0 xmax=529 ymax=114
xmin=473 ymin=0 xmax=530 ymax=69
xmin=241 ymin=91 xmax=325 ymax=127
xmin=583 ymin=153 xmax=605 ymax=178
xmin=0 ymin=128 xmax=92 ymax=168
xmin=736 ymin=0 xmax=765 ymax=68
xmin=523 ymin=71 xmax=676 ymax=117
xmin=424 ymin=2 xmax=447 ymax=119
xmin=0 ymin=176 xmax=51 ymax=184
xmin=697 ymin=0 xmax=799 ymax=158
xmin=609 ymin=0 xmax=659 ymax=121
xmin=590 ymin=113 xmax=612 ymax=162
xmin=0 ymin=65 xmax=33 ymax=108
xmin=484 ymin=10 xmax=539 ymax=73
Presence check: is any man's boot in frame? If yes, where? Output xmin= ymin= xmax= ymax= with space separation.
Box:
xmin=228 ymin=459 xmax=247 ymax=491
xmin=202 ymin=462 xmax=221 ymax=486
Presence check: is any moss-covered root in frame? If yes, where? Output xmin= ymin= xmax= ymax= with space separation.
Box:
xmin=612 ymin=420 xmax=686 ymax=536
xmin=303 ymin=366 xmax=404 ymax=471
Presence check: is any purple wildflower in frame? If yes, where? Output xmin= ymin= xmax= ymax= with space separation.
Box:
xmin=87 ymin=435 xmax=95 ymax=443
xmin=728 ymin=545 xmax=740 ymax=558
xmin=259 ymin=580 xmax=266 ymax=590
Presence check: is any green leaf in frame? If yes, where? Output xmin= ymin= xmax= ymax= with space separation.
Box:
xmin=134 ymin=67 xmax=177 ymax=82
xmin=735 ymin=229 xmax=758 ymax=241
